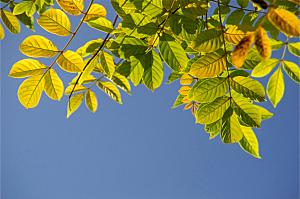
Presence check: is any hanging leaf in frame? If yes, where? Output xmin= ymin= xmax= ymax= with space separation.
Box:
xmin=44 ymin=69 xmax=64 ymax=101
xmin=67 ymin=93 xmax=84 ymax=118
xmin=19 ymin=35 xmax=59 ymax=58
xmin=100 ymin=51 xmax=115 ymax=78
xmin=267 ymin=67 xmax=285 ymax=108
xmin=268 ymin=8 xmax=300 ymax=37
xmin=86 ymin=17 xmax=114 ymax=33
xmin=0 ymin=23 xmax=4 ymax=40
xmin=189 ymin=50 xmax=227 ymax=78
xmin=189 ymin=29 xmax=222 ymax=52
xmin=196 ymin=96 xmax=231 ymax=124
xmin=251 ymin=58 xmax=279 ymax=78
xmin=255 ymin=26 xmax=271 ymax=59
xmin=9 ymin=59 xmax=47 ymax=78
xmin=56 ymin=0 xmax=84 ymax=16
xmin=111 ymin=72 xmax=131 ymax=94
xmin=239 ymin=126 xmax=261 ymax=158
xmin=37 ymin=8 xmax=72 ymax=36
xmin=77 ymin=57 xmax=98 ymax=85
xmin=180 ymin=73 xmax=194 ymax=85
xmin=129 ymin=56 xmax=145 ymax=86
xmin=18 ymin=75 xmax=45 ymax=109
xmin=283 ymin=60 xmax=300 ymax=83
xmin=288 ymin=42 xmax=300 ymax=57
xmin=221 ymin=112 xmax=243 ymax=143
xmin=85 ymin=89 xmax=98 ymax=112
xmin=172 ymin=94 xmax=185 ymax=109
xmin=65 ymin=84 xmax=86 ymax=95
xmin=189 ymin=77 xmax=229 ymax=103
xmin=57 ymin=50 xmax=84 ymax=72
xmin=76 ymin=39 xmax=103 ymax=57
xmin=84 ymin=4 xmax=106 ymax=21
xmin=232 ymin=33 xmax=255 ymax=68
xmin=97 ymin=81 xmax=122 ymax=104
xmin=0 ymin=9 xmax=20 ymax=34
xmin=224 ymin=25 xmax=246 ymax=45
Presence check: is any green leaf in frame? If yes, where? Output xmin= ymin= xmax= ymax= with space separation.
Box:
xmin=111 ymin=72 xmax=131 ymax=94
xmin=97 ymin=81 xmax=122 ymax=104
xmin=189 ymin=50 xmax=227 ymax=78
xmin=67 ymin=93 xmax=84 ymax=118
xmin=172 ymin=94 xmax=185 ymax=109
xmin=129 ymin=56 xmax=145 ymax=86
xmin=251 ymin=58 xmax=279 ymax=78
xmin=230 ymin=76 xmax=265 ymax=102
xmin=159 ymin=35 xmax=188 ymax=71
xmin=100 ymin=51 xmax=115 ymax=78
xmin=189 ymin=77 xmax=229 ymax=103
xmin=86 ymin=17 xmax=114 ymax=33
xmin=167 ymin=72 xmax=182 ymax=84
xmin=0 ymin=9 xmax=20 ymax=34
xmin=221 ymin=112 xmax=243 ymax=143
xmin=267 ymin=67 xmax=285 ymax=108
xmin=13 ymin=1 xmax=36 ymax=16
xmin=288 ymin=42 xmax=300 ymax=57
xmin=85 ymin=89 xmax=98 ymax=113
xmin=196 ymin=96 xmax=231 ymax=124
xmin=242 ymin=48 xmax=263 ymax=69
xmin=76 ymin=39 xmax=103 ymax=57
xmin=283 ymin=60 xmax=300 ymax=83
xmin=239 ymin=126 xmax=261 ymax=159
xmin=189 ymin=29 xmax=222 ymax=53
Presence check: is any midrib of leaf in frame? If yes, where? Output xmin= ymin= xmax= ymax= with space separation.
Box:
xmin=42 ymin=14 xmax=71 ymax=34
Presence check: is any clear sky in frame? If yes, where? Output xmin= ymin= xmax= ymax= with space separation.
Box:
xmin=1 ymin=2 xmax=299 ymax=199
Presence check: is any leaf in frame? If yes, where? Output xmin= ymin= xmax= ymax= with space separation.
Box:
xmin=288 ymin=42 xmax=300 ymax=57
xmin=268 ymin=8 xmax=300 ymax=37
xmin=37 ymin=8 xmax=72 ymax=36
xmin=100 ymin=51 xmax=115 ymax=78
xmin=129 ymin=56 xmax=145 ymax=86
xmin=189 ymin=50 xmax=227 ymax=78
xmin=232 ymin=33 xmax=255 ymax=68
xmin=9 ymin=59 xmax=47 ymax=78
xmin=283 ymin=60 xmax=300 ymax=83
xmin=230 ymin=76 xmax=265 ymax=102
xmin=251 ymin=58 xmax=279 ymax=78
xmin=65 ymin=84 xmax=86 ymax=94
xmin=84 ymin=4 xmax=106 ymax=21
xmin=189 ymin=77 xmax=229 ymax=103
xmin=86 ymin=17 xmax=114 ymax=33
xmin=76 ymin=39 xmax=103 ymax=57
xmin=269 ymin=39 xmax=284 ymax=50
xmin=0 ymin=9 xmax=20 ymax=34
xmin=159 ymin=36 xmax=188 ymax=71
xmin=111 ymin=72 xmax=131 ymax=94
xmin=255 ymin=105 xmax=273 ymax=120
xmin=224 ymin=25 xmax=246 ymax=45
xmin=172 ymin=94 xmax=185 ymax=109
xmin=77 ymin=57 xmax=98 ymax=85
xmin=180 ymin=73 xmax=193 ymax=85
xmin=205 ymin=119 xmax=222 ymax=134
xmin=19 ymin=35 xmax=59 ymax=58
xmin=239 ymin=126 xmax=261 ymax=158
xmin=221 ymin=112 xmax=243 ymax=143
xmin=189 ymin=29 xmax=222 ymax=52
xmin=44 ymin=69 xmax=64 ymax=101
xmin=0 ymin=22 xmax=4 ymax=40
xmin=18 ymin=75 xmax=45 ymax=109
xmin=97 ymin=81 xmax=122 ymax=104
xmin=67 ymin=93 xmax=84 ymax=118
xmin=85 ymin=89 xmax=98 ymax=112
xmin=56 ymin=0 xmax=84 ymax=16
xmin=13 ymin=1 xmax=36 ymax=16
xmin=57 ymin=50 xmax=84 ymax=72
xmin=267 ymin=67 xmax=285 ymax=108
xmin=255 ymin=26 xmax=271 ymax=59
xmin=196 ymin=96 xmax=231 ymax=124
xmin=178 ymin=86 xmax=191 ymax=96
xmin=242 ymin=48 xmax=263 ymax=69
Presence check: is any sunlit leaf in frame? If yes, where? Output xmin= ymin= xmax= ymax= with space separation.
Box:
xmin=56 ymin=0 xmax=84 ymax=16
xmin=44 ymin=69 xmax=64 ymax=101
xmin=67 ymin=93 xmax=84 ymax=118
xmin=57 ymin=50 xmax=84 ymax=72
xmin=97 ymin=81 xmax=122 ymax=104
xmin=251 ymin=58 xmax=279 ymax=78
xmin=283 ymin=60 xmax=300 ymax=83
xmin=9 ymin=59 xmax=46 ymax=78
xmin=0 ymin=9 xmax=20 ymax=34
xmin=85 ymin=89 xmax=98 ymax=112
xmin=84 ymin=4 xmax=106 ymax=21
xmin=288 ymin=42 xmax=300 ymax=57
xmin=239 ymin=126 xmax=261 ymax=158
xmin=267 ymin=67 xmax=285 ymax=108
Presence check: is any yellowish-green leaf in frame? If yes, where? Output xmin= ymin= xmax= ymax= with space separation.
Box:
xmin=97 ymin=81 xmax=122 ymax=104
xmin=111 ymin=72 xmax=131 ymax=94
xmin=67 ymin=93 xmax=84 ymax=118
xmin=254 ymin=105 xmax=273 ymax=120
xmin=251 ymin=58 xmax=279 ymax=78
xmin=189 ymin=29 xmax=222 ymax=52
xmin=190 ymin=50 xmax=227 ymax=78
xmin=13 ymin=1 xmax=36 ymax=16
xmin=57 ymin=0 xmax=84 ymax=16
xmin=196 ymin=96 xmax=231 ymax=124
xmin=86 ymin=17 xmax=114 ymax=33
xmin=76 ymin=39 xmax=103 ymax=57
xmin=0 ymin=23 xmax=4 ymax=40
xmin=44 ymin=69 xmax=64 ymax=101
xmin=239 ymin=126 xmax=261 ymax=159
xmin=267 ymin=67 xmax=285 ymax=108
xmin=57 ymin=50 xmax=84 ymax=72
xmin=19 ymin=35 xmax=59 ymax=58
xmin=0 ymin=10 xmax=20 ymax=34
xmin=224 ymin=25 xmax=246 ymax=45
xmin=288 ymin=42 xmax=300 ymax=57
xmin=78 ymin=57 xmax=98 ymax=85
xmin=85 ymin=89 xmax=98 ymax=112
xmin=18 ymin=75 xmax=45 ymax=109
xmin=9 ymin=59 xmax=47 ymax=78
xmin=37 ymin=8 xmax=72 ymax=36
xmin=84 ymin=4 xmax=106 ymax=21
xmin=129 ymin=56 xmax=145 ymax=86
xmin=221 ymin=112 xmax=243 ymax=143
xmin=100 ymin=51 xmax=115 ymax=78
xmin=283 ymin=60 xmax=300 ymax=84
xmin=69 ymin=73 xmax=96 ymax=85
xmin=65 ymin=84 xmax=86 ymax=95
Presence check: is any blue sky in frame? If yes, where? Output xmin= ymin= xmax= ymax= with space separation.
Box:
xmin=1 ymin=1 xmax=299 ymax=199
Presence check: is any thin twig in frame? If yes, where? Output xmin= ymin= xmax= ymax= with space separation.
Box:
xmin=210 ymin=0 xmax=267 ymax=14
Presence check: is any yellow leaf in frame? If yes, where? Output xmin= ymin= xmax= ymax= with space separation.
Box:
xmin=85 ymin=89 xmax=98 ymax=112
xmin=97 ymin=81 xmax=122 ymax=104
xmin=9 ymin=59 xmax=47 ymax=78
xmin=183 ymin=102 xmax=193 ymax=110
xmin=57 ymin=50 xmax=84 ymax=72
xmin=65 ymin=84 xmax=86 ymax=95
xmin=239 ymin=126 xmax=261 ymax=159
xmin=224 ymin=25 xmax=246 ymax=45
xmin=268 ymin=8 xmax=300 ymax=37
xmin=255 ymin=26 xmax=271 ymax=59
xmin=0 ymin=9 xmax=20 ymax=34
xmin=0 ymin=23 xmax=5 ymax=40
xmin=56 ymin=0 xmax=84 ymax=16
xmin=267 ymin=67 xmax=285 ymax=108
xmin=37 ymin=8 xmax=72 ymax=36
xmin=44 ymin=69 xmax=64 ymax=100
xmin=232 ymin=32 xmax=255 ymax=68
xmin=19 ymin=35 xmax=59 ymax=58
xmin=178 ymin=85 xmax=191 ymax=95
xmin=180 ymin=73 xmax=194 ymax=85
xmin=67 ymin=93 xmax=84 ymax=118
xmin=78 ymin=57 xmax=98 ymax=85
xmin=84 ymin=4 xmax=106 ymax=21
xmin=100 ymin=51 xmax=115 ymax=78
xmin=18 ymin=75 xmax=45 ymax=109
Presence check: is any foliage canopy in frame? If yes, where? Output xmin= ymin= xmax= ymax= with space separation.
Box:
xmin=1 ymin=0 xmax=300 ymax=158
